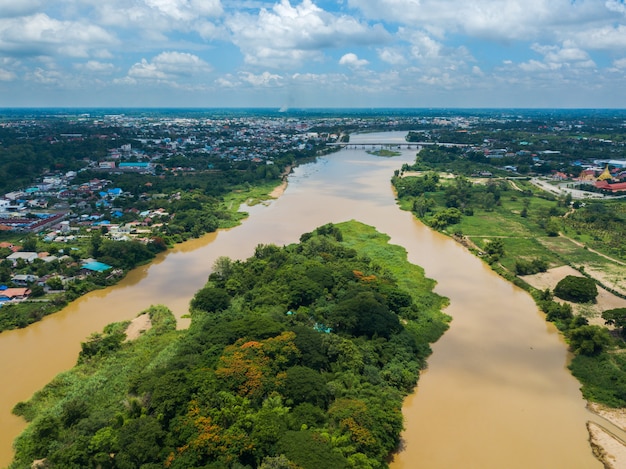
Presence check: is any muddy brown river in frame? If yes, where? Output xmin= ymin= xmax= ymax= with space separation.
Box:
xmin=0 ymin=132 xmax=602 ymax=468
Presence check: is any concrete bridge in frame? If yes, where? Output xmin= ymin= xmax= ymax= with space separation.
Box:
xmin=326 ymin=141 xmax=469 ymax=149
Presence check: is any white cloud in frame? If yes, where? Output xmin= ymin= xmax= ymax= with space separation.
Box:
xmin=0 ymin=13 xmax=116 ymax=58
xmin=227 ymin=0 xmax=390 ymax=68
xmin=377 ymin=47 xmax=407 ymax=65
xmin=349 ymin=0 xmax=613 ymax=42
xmin=80 ymin=0 xmax=224 ymax=45
xmin=26 ymin=67 xmax=64 ymax=85
xmin=521 ymin=42 xmax=596 ymax=70
xmin=605 ymin=0 xmax=626 ymax=15
xmin=532 ymin=43 xmax=589 ymax=63
xmin=613 ymin=57 xmax=626 ymax=69
xmin=239 ymin=71 xmax=283 ymax=86
xmin=0 ymin=0 xmax=42 ymax=18
xmin=570 ymin=25 xmax=626 ymax=50
xmin=0 ymin=68 xmax=16 ymax=81
xmin=407 ymin=31 xmax=442 ymax=59
xmin=519 ymin=59 xmax=561 ymax=72
xmin=143 ymin=0 xmax=223 ymax=21
xmin=339 ymin=53 xmax=369 ymax=68
xmin=75 ymin=61 xmax=116 ymax=73
xmin=126 ymin=51 xmax=212 ymax=82
xmin=215 ymin=75 xmax=238 ymax=87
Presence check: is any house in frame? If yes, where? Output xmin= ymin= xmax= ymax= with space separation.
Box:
xmin=11 ymin=274 xmax=38 ymax=286
xmin=81 ymin=261 xmax=113 ymax=274
xmin=7 ymin=252 xmax=39 ymax=264
xmin=0 ymin=287 xmax=31 ymax=300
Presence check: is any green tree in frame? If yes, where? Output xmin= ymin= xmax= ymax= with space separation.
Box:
xmin=484 ymin=238 xmax=505 ymax=262
xmin=190 ymin=286 xmax=231 ymax=313
xmin=430 ymin=208 xmax=462 ymax=230
xmin=22 ymin=234 xmax=38 ymax=252
xmin=276 ymin=430 xmax=347 ymax=469
xmin=602 ymin=308 xmax=626 ymax=334
xmin=283 ymin=366 xmax=329 ymax=407
xmin=554 ymin=275 xmax=598 ymax=303
xmin=90 ymin=230 xmax=103 ymax=257
xmin=46 ymin=276 xmax=64 ymax=291
xmin=568 ymin=325 xmax=611 ymax=356
xmin=259 ymin=454 xmax=301 ymax=469
xmin=29 ymin=284 xmax=45 ymax=298
xmin=546 ymin=217 xmax=561 ymax=237
xmin=115 ymin=417 xmax=165 ymax=468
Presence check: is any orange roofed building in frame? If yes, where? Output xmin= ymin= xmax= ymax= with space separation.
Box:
xmin=0 ymin=288 xmax=31 ymax=300
xmin=595 ymin=180 xmax=626 ymax=193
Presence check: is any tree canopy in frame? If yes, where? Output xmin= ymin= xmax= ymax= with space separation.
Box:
xmin=554 ymin=275 xmax=598 ymax=303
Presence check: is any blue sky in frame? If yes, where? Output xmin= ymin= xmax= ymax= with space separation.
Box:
xmin=1 ymin=0 xmax=626 ymax=108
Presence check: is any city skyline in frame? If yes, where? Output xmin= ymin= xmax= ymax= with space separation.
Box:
xmin=1 ymin=0 xmax=626 ymax=108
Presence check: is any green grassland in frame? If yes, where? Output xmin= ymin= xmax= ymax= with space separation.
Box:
xmin=393 ymin=171 xmax=626 ymax=408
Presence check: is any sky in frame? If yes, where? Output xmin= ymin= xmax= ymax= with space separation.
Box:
xmin=1 ymin=0 xmax=626 ymax=108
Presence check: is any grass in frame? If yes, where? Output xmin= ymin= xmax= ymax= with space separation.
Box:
xmin=538 ymin=237 xmax=610 ymax=266
xmin=367 ymin=149 xmax=402 ymax=157
xmin=337 ymin=220 xmax=451 ymax=340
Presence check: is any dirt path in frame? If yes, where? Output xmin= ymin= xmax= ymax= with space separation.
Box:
xmin=124 ymin=313 xmax=151 ymax=341
xmin=559 ymin=233 xmax=626 ymax=267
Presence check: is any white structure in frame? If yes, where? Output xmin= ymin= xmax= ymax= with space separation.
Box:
xmin=7 ymin=252 xmax=39 ymax=264
xmin=0 ymin=199 xmax=9 ymax=212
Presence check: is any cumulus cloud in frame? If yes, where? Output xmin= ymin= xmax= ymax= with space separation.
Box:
xmin=520 ymin=42 xmax=596 ymax=71
xmin=126 ymin=51 xmax=212 ymax=82
xmin=339 ymin=53 xmax=369 ymax=68
xmin=91 ymin=0 xmax=222 ymax=25
xmin=0 ymin=13 xmax=116 ymax=58
xmin=349 ymin=0 xmax=613 ymax=42
xmin=407 ymin=31 xmax=442 ymax=59
xmin=79 ymin=0 xmax=225 ymax=45
xmin=2 ymin=0 xmax=626 ymax=107
xmin=227 ymin=0 xmax=390 ymax=68
xmin=569 ymin=25 xmax=626 ymax=50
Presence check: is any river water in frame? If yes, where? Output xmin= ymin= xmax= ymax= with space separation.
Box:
xmin=0 ymin=132 xmax=601 ymax=468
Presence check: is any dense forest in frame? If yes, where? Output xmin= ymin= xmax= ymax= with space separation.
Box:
xmin=10 ymin=222 xmax=449 ymax=469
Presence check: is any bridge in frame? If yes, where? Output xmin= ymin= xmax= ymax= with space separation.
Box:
xmin=326 ymin=141 xmax=469 ymax=149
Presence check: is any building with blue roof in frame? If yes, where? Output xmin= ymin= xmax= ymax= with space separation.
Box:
xmin=81 ymin=261 xmax=112 ymax=273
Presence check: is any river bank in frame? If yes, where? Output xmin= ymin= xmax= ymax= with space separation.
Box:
xmin=588 ymin=403 xmax=626 ymax=469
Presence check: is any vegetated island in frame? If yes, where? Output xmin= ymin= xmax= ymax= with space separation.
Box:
xmin=9 ymin=221 xmax=449 ymax=469
xmin=392 ymin=144 xmax=626 ymax=468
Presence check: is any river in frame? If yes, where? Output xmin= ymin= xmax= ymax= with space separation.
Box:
xmin=0 ymin=131 xmax=601 ymax=468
